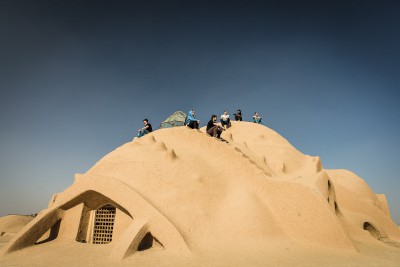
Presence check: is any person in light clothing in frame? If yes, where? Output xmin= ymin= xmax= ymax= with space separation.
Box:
xmin=252 ymin=112 xmax=263 ymax=124
xmin=220 ymin=110 xmax=231 ymax=129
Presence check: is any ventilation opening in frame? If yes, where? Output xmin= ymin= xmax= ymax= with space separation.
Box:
xmin=36 ymin=219 xmax=61 ymax=245
xmin=93 ymin=204 xmax=116 ymax=244
xmin=363 ymin=222 xmax=381 ymax=240
xmin=327 ymin=180 xmax=332 ymax=203
xmin=362 ymin=222 xmax=400 ymax=247
xmin=326 ymin=179 xmax=337 ymax=212
xmin=138 ymin=232 xmax=163 ymax=251
xmin=334 ymin=201 xmax=341 ymax=216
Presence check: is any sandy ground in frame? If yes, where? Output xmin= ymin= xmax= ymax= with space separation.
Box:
xmin=0 ymin=215 xmax=34 ymax=248
xmin=1 ymin=233 xmax=399 ymax=267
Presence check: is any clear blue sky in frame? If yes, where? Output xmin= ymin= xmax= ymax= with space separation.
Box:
xmin=0 ymin=0 xmax=399 ymax=224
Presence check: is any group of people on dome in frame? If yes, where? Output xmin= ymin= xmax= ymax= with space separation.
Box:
xmin=137 ymin=109 xmax=263 ymax=139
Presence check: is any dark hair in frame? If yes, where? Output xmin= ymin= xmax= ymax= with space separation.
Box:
xmin=143 ymin=119 xmax=148 ymax=123
xmin=237 ymin=109 xmax=241 ymax=114
xmin=211 ymin=114 xmax=217 ymax=120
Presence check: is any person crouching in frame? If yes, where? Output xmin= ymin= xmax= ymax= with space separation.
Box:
xmin=220 ymin=110 xmax=231 ymax=129
xmin=207 ymin=115 xmax=224 ymax=138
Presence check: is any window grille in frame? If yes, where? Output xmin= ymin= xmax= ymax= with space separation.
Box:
xmin=92 ymin=204 xmax=116 ymax=244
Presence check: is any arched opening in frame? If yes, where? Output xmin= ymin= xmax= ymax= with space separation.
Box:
xmin=92 ymin=204 xmax=116 ymax=244
xmin=75 ymin=191 xmax=133 ymax=244
xmin=363 ymin=222 xmax=381 ymax=240
xmin=138 ymin=232 xmax=163 ymax=251
xmin=36 ymin=219 xmax=61 ymax=245
xmin=363 ymin=222 xmax=400 ymax=247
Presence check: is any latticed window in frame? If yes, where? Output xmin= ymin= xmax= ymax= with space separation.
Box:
xmin=93 ymin=204 xmax=116 ymax=244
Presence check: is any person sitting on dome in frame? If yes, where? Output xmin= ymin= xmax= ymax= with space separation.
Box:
xmin=185 ymin=109 xmax=200 ymax=129
xmin=220 ymin=110 xmax=231 ymax=129
xmin=233 ymin=109 xmax=243 ymax=121
xmin=206 ymin=114 xmax=224 ymax=139
xmin=137 ymin=119 xmax=153 ymax=138
xmin=252 ymin=112 xmax=263 ymax=124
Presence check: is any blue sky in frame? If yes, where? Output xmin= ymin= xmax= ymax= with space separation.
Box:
xmin=0 ymin=0 xmax=399 ymax=224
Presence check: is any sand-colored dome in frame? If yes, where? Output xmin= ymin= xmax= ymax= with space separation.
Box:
xmin=1 ymin=122 xmax=399 ymax=266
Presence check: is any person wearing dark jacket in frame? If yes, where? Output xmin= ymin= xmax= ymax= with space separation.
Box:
xmin=234 ymin=109 xmax=243 ymax=121
xmin=137 ymin=119 xmax=153 ymax=138
xmin=206 ymin=115 xmax=224 ymax=138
